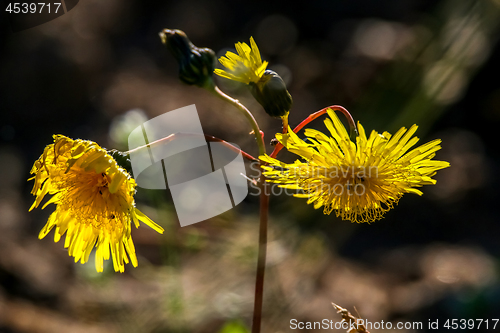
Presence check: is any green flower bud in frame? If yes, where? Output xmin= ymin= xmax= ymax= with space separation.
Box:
xmin=159 ymin=29 xmax=216 ymax=89
xmin=108 ymin=149 xmax=132 ymax=175
xmin=250 ymin=70 xmax=292 ymax=118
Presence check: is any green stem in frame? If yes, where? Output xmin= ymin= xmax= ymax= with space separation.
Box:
xmin=211 ymin=86 xmax=266 ymax=156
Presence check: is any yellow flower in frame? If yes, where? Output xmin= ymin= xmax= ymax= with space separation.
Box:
xmin=260 ymin=109 xmax=450 ymax=223
xmin=214 ymin=37 xmax=268 ymax=84
xmin=29 ymin=135 xmax=164 ymax=272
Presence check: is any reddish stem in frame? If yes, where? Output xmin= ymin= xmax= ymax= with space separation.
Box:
xmin=204 ymin=134 xmax=258 ymax=162
xmin=269 ymin=105 xmax=357 ymax=158
xmin=251 ymin=176 xmax=269 ymax=333
xmin=126 ymin=132 xmax=258 ymax=162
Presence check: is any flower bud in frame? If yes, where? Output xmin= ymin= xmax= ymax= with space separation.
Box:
xmin=108 ymin=149 xmax=132 ymax=174
xmin=159 ymin=29 xmax=216 ymax=89
xmin=250 ymin=70 xmax=292 ymax=118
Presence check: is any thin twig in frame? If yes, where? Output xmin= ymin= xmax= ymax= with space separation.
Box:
xmin=125 ymin=132 xmax=258 ymax=162
xmin=331 ymin=303 xmax=370 ymax=333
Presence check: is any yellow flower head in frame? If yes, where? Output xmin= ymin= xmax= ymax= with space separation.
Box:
xmin=261 ymin=109 xmax=450 ymax=223
xmin=214 ymin=37 xmax=268 ymax=84
xmin=29 ymin=135 xmax=164 ymax=272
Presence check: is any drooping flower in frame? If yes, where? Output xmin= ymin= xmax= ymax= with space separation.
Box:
xmin=29 ymin=135 xmax=164 ymax=272
xmin=214 ymin=37 xmax=268 ymax=84
xmin=260 ymin=109 xmax=450 ymax=223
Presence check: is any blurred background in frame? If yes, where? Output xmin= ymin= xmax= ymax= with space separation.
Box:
xmin=1 ymin=0 xmax=500 ymax=332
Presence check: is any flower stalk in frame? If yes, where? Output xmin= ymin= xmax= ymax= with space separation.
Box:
xmin=210 ymin=85 xmax=266 ymax=156
xmin=210 ymin=84 xmax=269 ymax=333
xmin=270 ymin=105 xmax=357 ymax=158
xmin=125 ymin=132 xmax=258 ymax=162
xmin=252 ymin=177 xmax=269 ymax=333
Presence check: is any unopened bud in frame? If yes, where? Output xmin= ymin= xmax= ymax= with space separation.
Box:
xmin=250 ymin=70 xmax=292 ymax=118
xmin=159 ymin=29 xmax=216 ymax=89
xmin=108 ymin=149 xmax=132 ymax=174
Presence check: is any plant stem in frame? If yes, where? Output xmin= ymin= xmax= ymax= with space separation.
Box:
xmin=211 ymin=85 xmax=269 ymax=333
xmin=252 ymin=177 xmax=269 ymax=333
xmin=212 ymin=86 xmax=266 ymax=156
xmin=125 ymin=132 xmax=258 ymax=162
xmin=250 ymin=114 xmax=289 ymax=333
xmin=270 ymin=105 xmax=357 ymax=158
xmin=281 ymin=114 xmax=289 ymax=134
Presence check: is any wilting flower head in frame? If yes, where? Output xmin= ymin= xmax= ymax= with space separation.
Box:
xmin=260 ymin=109 xmax=450 ymax=223
xmin=29 ymin=135 xmax=164 ymax=272
xmin=214 ymin=36 xmax=268 ymax=84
